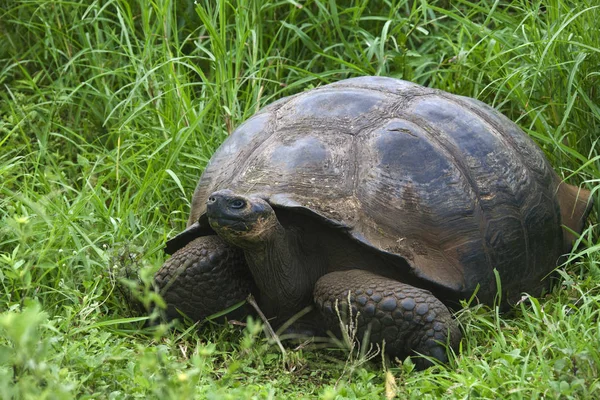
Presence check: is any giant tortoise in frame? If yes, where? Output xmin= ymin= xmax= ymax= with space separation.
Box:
xmin=155 ymin=76 xmax=592 ymax=367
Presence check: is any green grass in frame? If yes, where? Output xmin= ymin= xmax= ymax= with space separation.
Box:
xmin=1 ymin=0 xmax=598 ymax=398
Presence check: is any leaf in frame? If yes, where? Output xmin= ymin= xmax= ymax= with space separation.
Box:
xmin=385 ymin=370 xmax=398 ymax=399
xmin=165 ymin=169 xmax=185 ymax=197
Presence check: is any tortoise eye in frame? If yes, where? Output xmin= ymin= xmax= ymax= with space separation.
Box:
xmin=230 ymin=199 xmax=246 ymax=209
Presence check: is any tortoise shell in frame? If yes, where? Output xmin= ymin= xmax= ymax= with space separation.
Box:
xmin=168 ymin=76 xmax=590 ymax=305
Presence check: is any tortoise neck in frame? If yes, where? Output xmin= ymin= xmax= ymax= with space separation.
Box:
xmin=243 ymin=222 xmax=321 ymax=317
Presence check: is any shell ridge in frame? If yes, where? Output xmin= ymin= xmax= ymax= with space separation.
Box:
xmin=440 ymin=94 xmax=533 ymax=279
xmin=395 ymin=103 xmax=495 ymax=282
xmin=437 ymin=94 xmax=561 ymax=281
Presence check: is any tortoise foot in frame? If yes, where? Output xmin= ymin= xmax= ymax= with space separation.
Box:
xmin=155 ymin=235 xmax=253 ymax=321
xmin=314 ymin=269 xmax=461 ymax=369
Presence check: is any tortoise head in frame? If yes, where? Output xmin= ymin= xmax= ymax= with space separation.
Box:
xmin=206 ymin=189 xmax=280 ymax=248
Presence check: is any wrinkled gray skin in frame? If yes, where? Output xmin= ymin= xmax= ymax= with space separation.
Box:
xmin=154 ymin=77 xmax=592 ymax=369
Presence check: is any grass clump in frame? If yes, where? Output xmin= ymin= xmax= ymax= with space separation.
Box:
xmin=0 ymin=0 xmax=598 ymax=398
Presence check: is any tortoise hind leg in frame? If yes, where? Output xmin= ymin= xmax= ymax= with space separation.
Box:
xmin=557 ymin=182 xmax=593 ymax=253
xmin=155 ymin=235 xmax=254 ymax=322
xmin=313 ymin=269 xmax=461 ymax=369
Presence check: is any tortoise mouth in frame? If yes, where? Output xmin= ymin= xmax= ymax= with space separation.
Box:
xmin=208 ymin=216 xmax=253 ymax=232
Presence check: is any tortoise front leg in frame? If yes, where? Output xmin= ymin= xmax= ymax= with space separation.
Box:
xmin=155 ymin=235 xmax=254 ymax=322
xmin=314 ymin=269 xmax=461 ymax=369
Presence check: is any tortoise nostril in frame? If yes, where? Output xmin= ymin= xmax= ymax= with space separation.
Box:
xmin=208 ymin=196 xmax=216 ymax=203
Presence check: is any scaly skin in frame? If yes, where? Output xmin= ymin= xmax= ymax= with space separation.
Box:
xmin=154 ymin=235 xmax=253 ymax=321
xmin=314 ymin=269 xmax=461 ymax=368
